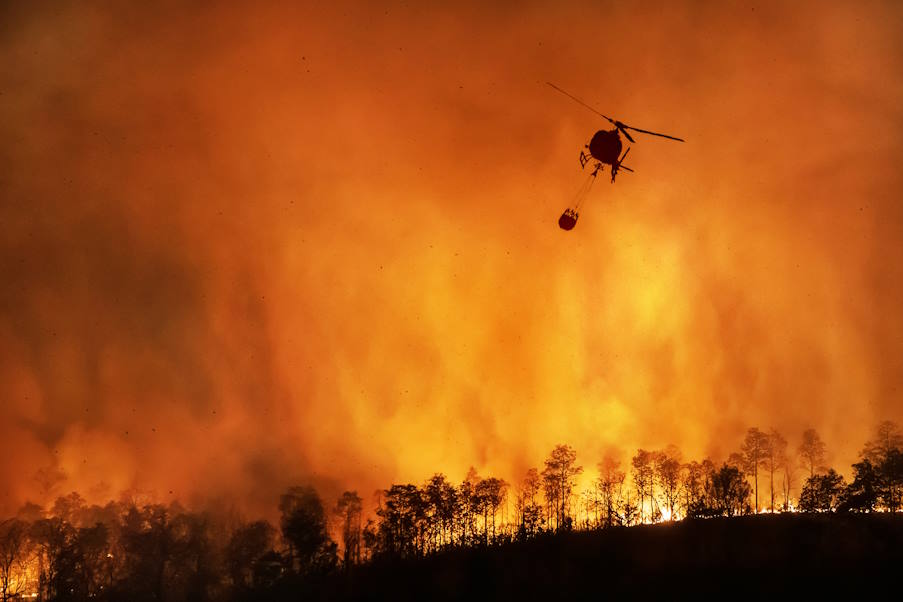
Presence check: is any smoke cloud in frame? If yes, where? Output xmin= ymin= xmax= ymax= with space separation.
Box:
xmin=2 ymin=0 xmax=903 ymax=516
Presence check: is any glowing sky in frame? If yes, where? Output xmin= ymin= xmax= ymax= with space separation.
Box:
xmin=2 ymin=0 xmax=903 ymax=516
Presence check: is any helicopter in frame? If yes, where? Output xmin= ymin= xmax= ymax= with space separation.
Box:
xmin=547 ymin=82 xmax=684 ymax=230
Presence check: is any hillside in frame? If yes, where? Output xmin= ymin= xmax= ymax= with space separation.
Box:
xmin=255 ymin=514 xmax=903 ymax=601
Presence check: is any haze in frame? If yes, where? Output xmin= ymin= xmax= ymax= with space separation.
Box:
xmin=2 ymin=0 xmax=902 ymax=517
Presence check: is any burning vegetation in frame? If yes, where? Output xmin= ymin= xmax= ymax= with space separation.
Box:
xmin=1 ymin=420 xmax=902 ymax=600
xmin=3 ymin=1 xmax=903 ymax=599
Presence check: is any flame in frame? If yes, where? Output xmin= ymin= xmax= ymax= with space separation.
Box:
xmin=1 ymin=1 xmax=903 ymax=517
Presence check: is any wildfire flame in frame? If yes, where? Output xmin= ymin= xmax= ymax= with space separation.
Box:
xmin=1 ymin=1 xmax=902 ymax=519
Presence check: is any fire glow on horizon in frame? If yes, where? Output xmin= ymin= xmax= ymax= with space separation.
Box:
xmin=2 ymin=1 xmax=903 ymax=518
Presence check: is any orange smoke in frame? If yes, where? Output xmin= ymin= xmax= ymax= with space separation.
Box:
xmin=2 ymin=0 xmax=903 ymax=517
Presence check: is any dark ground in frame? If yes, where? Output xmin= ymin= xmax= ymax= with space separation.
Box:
xmin=254 ymin=514 xmax=903 ymax=600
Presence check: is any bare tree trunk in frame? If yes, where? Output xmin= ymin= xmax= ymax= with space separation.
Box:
xmin=770 ymin=461 xmax=775 ymax=512
xmin=754 ymin=452 xmax=759 ymax=512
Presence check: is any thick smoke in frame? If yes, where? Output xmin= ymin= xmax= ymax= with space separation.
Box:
xmin=2 ymin=0 xmax=903 ymax=517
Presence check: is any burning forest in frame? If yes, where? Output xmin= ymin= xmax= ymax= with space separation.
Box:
xmin=2 ymin=0 xmax=903 ymax=599
xmin=2 ymin=421 xmax=903 ymax=600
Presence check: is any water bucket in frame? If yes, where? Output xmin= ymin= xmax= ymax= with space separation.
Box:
xmin=558 ymin=209 xmax=578 ymax=231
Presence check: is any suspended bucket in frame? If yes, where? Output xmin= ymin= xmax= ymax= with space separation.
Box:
xmin=558 ymin=208 xmax=578 ymax=231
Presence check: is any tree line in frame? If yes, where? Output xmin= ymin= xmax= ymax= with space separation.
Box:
xmin=1 ymin=420 xmax=902 ymax=600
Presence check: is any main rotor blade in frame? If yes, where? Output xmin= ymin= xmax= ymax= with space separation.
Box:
xmin=618 ymin=126 xmax=635 ymax=143
xmin=546 ymin=82 xmax=685 ymax=142
xmin=546 ymin=82 xmax=615 ymax=125
xmin=623 ymin=124 xmax=685 ymax=142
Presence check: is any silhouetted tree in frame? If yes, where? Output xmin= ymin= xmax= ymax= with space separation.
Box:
xmin=596 ymin=457 xmax=626 ymax=528
xmin=334 ymin=491 xmax=363 ymax=565
xmin=50 ymin=493 xmax=87 ymax=528
xmin=423 ymin=475 xmax=457 ymax=551
xmin=226 ymin=520 xmax=274 ymax=589
xmin=459 ymin=468 xmax=481 ymax=546
xmin=857 ymin=421 xmax=903 ymax=512
xmin=515 ymin=468 xmax=542 ymax=539
xmin=361 ymin=519 xmax=379 ymax=562
xmin=279 ymin=486 xmax=336 ymax=574
xmin=437 ymin=478 xmax=459 ymax=547
xmin=30 ymin=515 xmax=79 ymax=601
xmin=0 ymin=519 xmax=33 ymax=601
xmin=621 ymin=490 xmax=640 ymax=526
xmin=741 ymin=427 xmax=770 ymax=512
xmin=725 ymin=452 xmax=744 ymax=471
xmin=706 ymin=464 xmax=751 ymax=517
xmin=631 ymin=450 xmax=655 ymax=523
xmin=117 ymin=504 xmax=174 ymax=602
xmin=654 ymin=446 xmax=682 ymax=520
xmin=777 ymin=439 xmax=796 ymax=510
xmin=542 ymin=445 xmax=582 ymax=531
xmin=762 ymin=429 xmax=786 ymax=512
xmin=75 ymin=522 xmax=112 ymax=599
xmin=579 ymin=486 xmax=598 ymax=529
xmin=839 ymin=459 xmax=879 ymax=512
xmin=798 ymin=469 xmax=844 ymax=512
xmin=375 ymin=484 xmax=425 ymax=558
xmin=165 ymin=511 xmax=220 ymax=601
xmin=878 ymin=448 xmax=903 ymax=512
xmin=15 ymin=503 xmax=44 ymax=523
xmin=79 ymin=502 xmax=120 ymax=535
xmin=682 ymin=460 xmax=709 ymax=518
xmin=798 ymin=428 xmax=828 ymax=480
xmin=474 ymin=478 xmax=506 ymax=543
xmin=861 ymin=420 xmax=903 ymax=464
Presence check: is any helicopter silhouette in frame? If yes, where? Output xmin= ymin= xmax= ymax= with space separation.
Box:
xmin=547 ymin=82 xmax=684 ymax=230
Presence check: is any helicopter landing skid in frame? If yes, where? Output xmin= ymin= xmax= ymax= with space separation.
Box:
xmin=580 ymin=152 xmax=604 ymax=177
